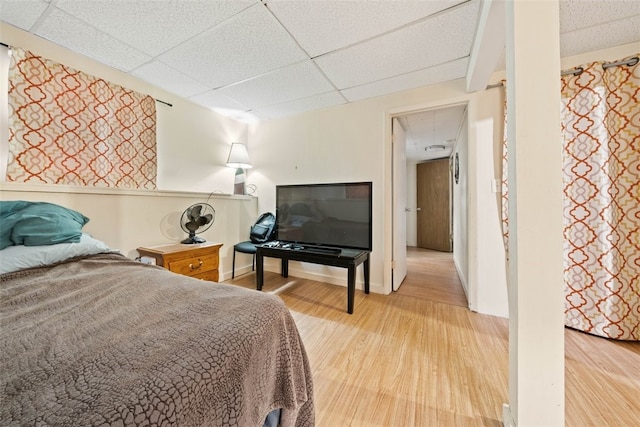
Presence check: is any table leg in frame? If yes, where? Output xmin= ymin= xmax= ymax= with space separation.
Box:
xmin=363 ymin=255 xmax=370 ymax=294
xmin=281 ymin=258 xmax=289 ymax=278
xmin=256 ymin=252 xmax=263 ymax=291
xmin=347 ymin=264 xmax=355 ymax=314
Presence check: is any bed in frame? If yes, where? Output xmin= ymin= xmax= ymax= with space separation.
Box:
xmin=0 ymin=201 xmax=314 ymax=426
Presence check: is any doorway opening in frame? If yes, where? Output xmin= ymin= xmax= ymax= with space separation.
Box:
xmin=391 ymin=103 xmax=468 ymax=307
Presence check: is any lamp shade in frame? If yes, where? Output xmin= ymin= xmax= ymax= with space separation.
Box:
xmin=226 ymin=143 xmax=252 ymax=169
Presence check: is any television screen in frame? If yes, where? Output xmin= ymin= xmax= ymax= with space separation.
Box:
xmin=275 ymin=182 xmax=372 ymax=251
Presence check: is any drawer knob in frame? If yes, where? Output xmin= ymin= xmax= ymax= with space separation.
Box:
xmin=189 ymin=260 xmax=204 ymax=270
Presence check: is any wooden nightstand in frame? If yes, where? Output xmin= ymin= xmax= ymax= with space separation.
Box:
xmin=137 ymin=242 xmax=223 ymax=282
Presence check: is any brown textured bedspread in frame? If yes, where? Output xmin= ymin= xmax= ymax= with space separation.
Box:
xmin=0 ymin=253 xmax=314 ymax=426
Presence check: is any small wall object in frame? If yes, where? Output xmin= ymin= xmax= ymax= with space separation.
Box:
xmin=455 ymin=153 xmax=460 ymax=184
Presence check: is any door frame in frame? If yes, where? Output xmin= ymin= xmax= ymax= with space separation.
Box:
xmin=385 ymin=100 xmax=469 ymax=297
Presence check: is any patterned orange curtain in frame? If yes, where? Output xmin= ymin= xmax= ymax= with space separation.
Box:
xmin=562 ymin=55 xmax=640 ymax=340
xmin=6 ymin=48 xmax=157 ymax=189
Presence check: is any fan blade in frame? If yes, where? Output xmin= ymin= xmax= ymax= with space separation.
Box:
xmin=203 ymin=213 xmax=213 ymax=224
xmin=190 ymin=205 xmax=202 ymax=220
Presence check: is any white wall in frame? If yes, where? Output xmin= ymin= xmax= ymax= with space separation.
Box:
xmin=247 ymin=101 xmax=386 ymax=292
xmin=468 ymin=88 xmax=508 ymax=317
xmin=505 ymin=2 xmax=565 ymax=424
xmin=0 ymin=183 xmax=258 ymax=280
xmin=248 ymin=78 xmax=510 ymax=316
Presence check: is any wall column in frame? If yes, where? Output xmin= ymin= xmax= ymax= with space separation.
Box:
xmin=503 ymin=0 xmax=565 ymax=426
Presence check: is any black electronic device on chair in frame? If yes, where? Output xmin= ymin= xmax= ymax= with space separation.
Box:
xmin=231 ymin=212 xmax=276 ymax=279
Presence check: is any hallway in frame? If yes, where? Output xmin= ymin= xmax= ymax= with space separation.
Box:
xmin=396 ymin=246 xmax=468 ymax=308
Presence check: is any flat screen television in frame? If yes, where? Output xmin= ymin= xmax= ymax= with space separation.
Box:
xmin=275 ymin=182 xmax=372 ymax=251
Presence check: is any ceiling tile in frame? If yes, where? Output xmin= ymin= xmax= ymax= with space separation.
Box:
xmin=218 ymin=61 xmax=335 ymax=109
xmin=314 ymin=1 xmax=479 ymax=89
xmin=35 ymin=8 xmax=151 ymax=72
xmin=189 ymin=90 xmax=249 ymax=113
xmin=342 ymin=57 xmax=469 ymax=102
xmin=402 ymin=105 xmax=465 ymax=162
xmin=131 ymin=61 xmax=210 ymax=98
xmin=253 ymin=91 xmax=346 ymax=120
xmin=406 ymin=105 xmax=465 ymax=145
xmin=559 ymin=0 xmax=640 ymax=33
xmin=157 ymin=4 xmax=308 ymax=89
xmin=560 ymin=15 xmax=640 ymax=58
xmin=55 ymin=0 xmax=254 ymax=56
xmin=0 ymin=0 xmax=49 ymax=30
xmin=267 ymin=0 xmax=462 ymax=57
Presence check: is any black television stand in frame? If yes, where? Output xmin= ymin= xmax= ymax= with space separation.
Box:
xmin=255 ymin=244 xmax=370 ymax=314
xmin=263 ymin=242 xmax=342 ymax=254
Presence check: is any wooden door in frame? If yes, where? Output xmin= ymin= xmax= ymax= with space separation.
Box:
xmin=417 ymin=158 xmax=451 ymax=252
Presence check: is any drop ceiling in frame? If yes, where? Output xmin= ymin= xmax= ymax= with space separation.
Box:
xmin=0 ymin=0 xmax=638 ymax=161
xmin=398 ymin=104 xmax=467 ymax=162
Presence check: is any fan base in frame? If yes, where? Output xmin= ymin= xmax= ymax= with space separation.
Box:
xmin=181 ymin=236 xmax=207 ymax=244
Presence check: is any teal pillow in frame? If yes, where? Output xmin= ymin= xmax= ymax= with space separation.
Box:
xmin=0 ymin=201 xmax=89 ymax=250
xmin=1 ymin=201 xmax=30 ymax=249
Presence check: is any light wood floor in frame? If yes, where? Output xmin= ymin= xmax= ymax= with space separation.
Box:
xmin=396 ymin=247 xmax=468 ymax=308
xmin=225 ymin=250 xmax=640 ymax=426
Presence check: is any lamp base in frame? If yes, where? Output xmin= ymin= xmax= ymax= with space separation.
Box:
xmin=233 ymin=167 xmax=246 ymax=195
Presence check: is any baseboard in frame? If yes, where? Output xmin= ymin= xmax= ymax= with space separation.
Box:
xmin=453 ymin=257 xmax=469 ymax=299
xmin=502 ymin=403 xmax=516 ymax=427
xmin=263 ymin=261 xmax=385 ymax=295
xmin=222 ymin=263 xmax=254 ymax=282
xmin=224 ymin=259 xmax=384 ymax=294
xmin=452 ymin=257 xmax=471 ymax=313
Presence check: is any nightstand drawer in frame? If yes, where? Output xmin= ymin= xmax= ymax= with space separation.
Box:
xmin=190 ymin=269 xmax=218 ymax=282
xmin=137 ymin=242 xmax=223 ymax=283
xmin=169 ymin=253 xmax=218 ymax=276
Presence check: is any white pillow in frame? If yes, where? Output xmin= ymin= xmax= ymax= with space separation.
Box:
xmin=0 ymin=233 xmax=114 ymax=274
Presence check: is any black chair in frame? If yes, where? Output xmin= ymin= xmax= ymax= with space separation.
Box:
xmin=232 ymin=241 xmax=258 ymax=279
xmin=232 ymin=212 xmax=276 ymax=279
